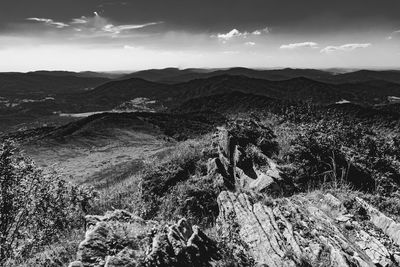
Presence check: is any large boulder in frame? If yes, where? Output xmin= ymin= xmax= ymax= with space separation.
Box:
xmin=210 ymin=119 xmax=292 ymax=194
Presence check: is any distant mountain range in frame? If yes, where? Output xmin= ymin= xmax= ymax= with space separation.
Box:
xmin=120 ymin=67 xmax=333 ymax=83
xmin=68 ymin=75 xmax=400 ymax=112
xmin=3 ymin=67 xmax=400 ymax=133
xmin=119 ymin=67 xmax=400 ymax=84
xmin=0 ymin=72 xmax=111 ymax=98
xmin=5 ymin=67 xmax=400 ymax=86
xmin=2 ymin=69 xmax=400 ymax=113
xmin=28 ymin=71 xmax=124 ymax=79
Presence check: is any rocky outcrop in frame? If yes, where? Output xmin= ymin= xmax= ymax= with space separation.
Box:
xmin=69 ymin=210 xmax=220 ymax=267
xmin=70 ymin=119 xmax=400 ymax=267
xmin=209 ymin=119 xmax=292 ymax=195
xmin=355 ymin=197 xmax=400 ymax=246
xmin=217 ymin=191 xmax=400 ymax=267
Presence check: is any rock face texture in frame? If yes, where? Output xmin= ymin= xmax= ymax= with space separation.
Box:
xmin=69 ymin=210 xmax=220 ymax=267
xmin=356 ymin=197 xmax=400 ymax=246
xmin=209 ymin=119 xmax=292 ymax=195
xmin=217 ymin=191 xmax=400 ymax=267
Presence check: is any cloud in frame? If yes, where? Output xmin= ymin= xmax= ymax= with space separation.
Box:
xmin=217 ymin=29 xmax=244 ymax=40
xmin=71 ymin=17 xmax=88 ymax=24
xmin=245 ymin=42 xmax=256 ymax=46
xmin=69 ymin=13 xmax=162 ymax=37
xmin=252 ymin=27 xmax=269 ymax=35
xmin=214 ymin=27 xmax=269 ymax=41
xmin=123 ymin=45 xmax=138 ymax=49
xmin=26 ymin=18 xmax=69 ymax=28
xmin=387 ymin=30 xmax=400 ymax=40
xmin=102 ymin=22 xmax=161 ymax=34
xmin=320 ymin=43 xmax=371 ymax=53
xmin=280 ymin=42 xmax=318 ymax=49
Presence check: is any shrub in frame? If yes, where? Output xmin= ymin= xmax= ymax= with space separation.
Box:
xmin=285 ymin=123 xmax=351 ymax=189
xmin=226 ymin=119 xmax=279 ymax=157
xmin=139 ymin=137 xmax=218 ymax=221
xmin=360 ymin=193 xmax=400 ymax=221
xmin=157 ymin=176 xmax=220 ymax=226
xmin=0 ymin=140 xmax=95 ymax=263
xmin=283 ymin=120 xmax=400 ymax=194
xmin=4 ymin=230 xmax=84 ymax=267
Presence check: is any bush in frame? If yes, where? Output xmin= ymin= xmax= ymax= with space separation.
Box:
xmin=0 ymin=140 xmax=95 ymax=264
xmin=4 ymin=230 xmax=84 ymax=267
xmin=284 ymin=120 xmax=400 ymax=194
xmin=139 ymin=137 xmax=218 ymax=221
xmin=226 ymin=119 xmax=279 ymax=157
xmin=285 ymin=123 xmax=351 ymax=189
xmin=361 ymin=193 xmax=400 ymax=221
xmin=157 ymin=176 xmax=220 ymax=226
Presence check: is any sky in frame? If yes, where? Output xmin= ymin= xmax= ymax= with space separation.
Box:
xmin=0 ymin=0 xmax=400 ymax=71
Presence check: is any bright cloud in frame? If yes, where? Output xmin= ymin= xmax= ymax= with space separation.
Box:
xmin=320 ymin=43 xmax=371 ymax=53
xmin=26 ymin=18 xmax=69 ymax=28
xmin=102 ymin=22 xmax=161 ymax=34
xmin=245 ymin=42 xmax=256 ymax=46
xmin=280 ymin=42 xmax=319 ymax=49
xmin=71 ymin=17 xmax=88 ymax=24
xmin=68 ymin=13 xmax=162 ymax=37
xmin=214 ymin=27 xmax=269 ymax=41
xmin=217 ymin=29 xmax=244 ymax=40
xmin=26 ymin=13 xmax=161 ymax=37
xmin=252 ymin=27 xmax=269 ymax=35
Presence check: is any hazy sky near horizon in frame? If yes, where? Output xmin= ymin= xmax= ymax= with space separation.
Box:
xmin=1 ymin=0 xmax=400 ymax=71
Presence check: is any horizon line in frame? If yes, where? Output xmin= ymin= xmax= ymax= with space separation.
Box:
xmin=2 ymin=66 xmax=400 ymax=74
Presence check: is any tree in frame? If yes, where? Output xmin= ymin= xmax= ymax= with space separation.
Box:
xmin=0 ymin=140 xmax=94 ymax=263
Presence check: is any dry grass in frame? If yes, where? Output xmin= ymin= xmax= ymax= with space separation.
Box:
xmin=23 ymin=130 xmax=171 ymax=184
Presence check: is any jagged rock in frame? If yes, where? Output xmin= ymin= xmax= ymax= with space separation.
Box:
xmin=394 ymin=254 xmax=400 ymax=265
xmin=206 ymin=158 xmax=229 ymax=188
xmin=355 ymin=230 xmax=392 ymax=266
xmin=77 ymin=222 xmax=111 ymax=266
xmin=69 ymin=261 xmax=84 ymax=267
xmin=104 ymin=248 xmax=137 ymax=267
xmin=211 ymin=120 xmax=292 ymax=194
xmin=217 ymin=191 xmax=400 ymax=267
xmin=356 ymin=197 xmax=400 ymax=246
xmin=144 ymin=219 xmax=220 ymax=267
xmin=336 ymin=214 xmax=353 ymax=222
xmin=71 ymin=211 xmax=220 ymax=267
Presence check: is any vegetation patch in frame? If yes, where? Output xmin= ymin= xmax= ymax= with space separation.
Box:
xmin=0 ymin=141 xmax=95 ymax=265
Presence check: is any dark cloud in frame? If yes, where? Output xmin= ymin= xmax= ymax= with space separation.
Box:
xmin=1 ymin=0 xmax=400 ymax=33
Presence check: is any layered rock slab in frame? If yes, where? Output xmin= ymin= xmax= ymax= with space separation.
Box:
xmin=217 ymin=191 xmax=400 ymax=267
